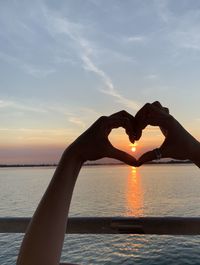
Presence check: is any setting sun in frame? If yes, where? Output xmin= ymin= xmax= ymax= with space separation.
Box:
xmin=130 ymin=143 xmax=138 ymax=153
xmin=131 ymin=146 xmax=136 ymax=152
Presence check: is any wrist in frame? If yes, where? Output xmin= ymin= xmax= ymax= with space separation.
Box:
xmin=63 ymin=142 xmax=85 ymax=164
xmin=188 ymin=138 xmax=200 ymax=163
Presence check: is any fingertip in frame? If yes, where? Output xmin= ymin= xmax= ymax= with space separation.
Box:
xmin=127 ymin=157 xmax=138 ymax=167
xmin=134 ymin=135 xmax=140 ymax=141
xmin=131 ymin=159 xmax=138 ymax=167
xmin=133 ymin=160 xmax=140 ymax=167
xmin=132 ymin=126 xmax=142 ymax=140
xmin=134 ymin=131 xmax=142 ymax=141
xmin=152 ymin=101 xmax=163 ymax=108
xmin=109 ymin=147 xmax=137 ymax=166
xmin=129 ymin=135 xmax=135 ymax=144
xmin=138 ymin=150 xmax=156 ymax=165
xmin=137 ymin=159 xmax=143 ymax=167
xmin=164 ymin=107 xmax=169 ymax=114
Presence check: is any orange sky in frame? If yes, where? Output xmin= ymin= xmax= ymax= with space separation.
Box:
xmin=109 ymin=127 xmax=165 ymax=159
xmin=0 ymin=126 xmax=165 ymax=164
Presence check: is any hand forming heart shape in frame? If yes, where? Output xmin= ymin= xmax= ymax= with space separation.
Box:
xmin=71 ymin=101 xmax=198 ymax=167
xmin=134 ymin=101 xmax=198 ymax=165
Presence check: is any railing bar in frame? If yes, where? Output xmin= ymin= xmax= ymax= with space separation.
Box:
xmin=0 ymin=217 xmax=200 ymax=235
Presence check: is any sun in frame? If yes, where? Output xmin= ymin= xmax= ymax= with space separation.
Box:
xmin=129 ymin=142 xmax=138 ymax=153
xmin=131 ymin=146 xmax=136 ymax=152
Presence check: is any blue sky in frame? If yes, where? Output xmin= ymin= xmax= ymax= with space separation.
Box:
xmin=0 ymin=0 xmax=200 ymax=163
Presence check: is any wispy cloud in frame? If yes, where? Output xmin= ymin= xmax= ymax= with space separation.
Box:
xmin=44 ymin=11 xmax=140 ymax=111
xmin=0 ymin=127 xmax=77 ymax=144
xmin=22 ymin=64 xmax=55 ymax=78
xmin=0 ymin=51 xmax=55 ymax=78
xmin=141 ymin=85 xmax=168 ymax=97
xmin=0 ymin=97 xmax=101 ymax=134
xmin=123 ymin=35 xmax=147 ymax=43
xmin=82 ymin=55 xmax=140 ymax=110
xmin=68 ymin=117 xmax=86 ymax=127
xmin=154 ymin=0 xmax=172 ymax=23
xmin=145 ymin=74 xmax=158 ymax=80
xmin=0 ymin=2 xmax=141 ymax=110
xmin=154 ymin=0 xmax=200 ymax=52
xmin=172 ymin=27 xmax=200 ymax=51
xmin=0 ymin=99 xmax=47 ymax=113
xmin=0 ymin=3 xmax=73 ymax=78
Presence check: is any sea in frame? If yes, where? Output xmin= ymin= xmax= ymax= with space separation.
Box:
xmin=0 ymin=164 xmax=200 ymax=264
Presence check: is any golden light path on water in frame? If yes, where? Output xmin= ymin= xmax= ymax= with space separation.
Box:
xmin=126 ymin=166 xmax=144 ymax=216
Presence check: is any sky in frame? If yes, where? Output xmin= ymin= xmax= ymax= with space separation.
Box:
xmin=0 ymin=0 xmax=200 ymax=164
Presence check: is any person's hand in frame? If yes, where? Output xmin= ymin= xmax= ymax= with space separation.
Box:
xmin=68 ymin=111 xmax=137 ymax=166
xmin=134 ymin=101 xmax=200 ymax=165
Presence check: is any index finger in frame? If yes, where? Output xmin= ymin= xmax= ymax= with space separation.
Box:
xmin=138 ymin=150 xmax=158 ymax=165
xmin=134 ymin=103 xmax=170 ymax=140
xmin=134 ymin=103 xmax=153 ymax=140
xmin=107 ymin=110 xmax=136 ymax=143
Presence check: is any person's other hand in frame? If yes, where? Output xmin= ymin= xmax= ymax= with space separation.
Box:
xmin=69 ymin=111 xmax=137 ymax=166
xmin=134 ymin=101 xmax=199 ymax=165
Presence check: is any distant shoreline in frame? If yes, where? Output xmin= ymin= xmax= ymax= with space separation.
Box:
xmin=0 ymin=160 xmax=193 ymax=168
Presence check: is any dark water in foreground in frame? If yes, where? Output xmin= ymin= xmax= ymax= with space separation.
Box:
xmin=0 ymin=164 xmax=200 ymax=264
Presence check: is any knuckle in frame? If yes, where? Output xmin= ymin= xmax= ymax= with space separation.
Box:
xmin=152 ymin=101 xmax=161 ymax=105
xmin=97 ymin=115 xmax=108 ymax=123
xmin=164 ymin=107 xmax=169 ymax=113
xmin=144 ymin=103 xmax=151 ymax=109
xmin=142 ymin=103 xmax=152 ymax=113
xmin=119 ymin=110 xmax=128 ymax=116
xmin=135 ymin=104 xmax=150 ymax=119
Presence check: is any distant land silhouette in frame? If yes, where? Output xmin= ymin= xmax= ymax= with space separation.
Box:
xmin=0 ymin=160 xmax=193 ymax=168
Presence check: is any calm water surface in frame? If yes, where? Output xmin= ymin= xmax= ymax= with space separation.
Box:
xmin=0 ymin=164 xmax=200 ymax=264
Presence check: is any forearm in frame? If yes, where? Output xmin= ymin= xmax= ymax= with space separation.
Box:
xmin=16 ymin=112 xmax=137 ymax=265
xmin=17 ymin=146 xmax=83 ymax=265
xmin=172 ymin=119 xmax=200 ymax=168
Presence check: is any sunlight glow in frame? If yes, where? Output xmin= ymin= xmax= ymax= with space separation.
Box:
xmin=130 ymin=142 xmax=138 ymax=153
xmin=131 ymin=146 xmax=136 ymax=152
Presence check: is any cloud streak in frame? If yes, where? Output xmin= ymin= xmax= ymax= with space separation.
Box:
xmin=45 ymin=11 xmax=140 ymax=111
xmin=0 ymin=99 xmax=47 ymax=113
xmin=154 ymin=0 xmax=200 ymax=52
xmin=82 ymin=55 xmax=140 ymax=110
xmin=123 ymin=35 xmax=147 ymax=43
xmin=0 ymin=51 xmax=55 ymax=78
xmin=68 ymin=117 xmax=86 ymax=128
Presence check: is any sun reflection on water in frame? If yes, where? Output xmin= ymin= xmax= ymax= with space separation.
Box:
xmin=126 ymin=166 xmax=144 ymax=216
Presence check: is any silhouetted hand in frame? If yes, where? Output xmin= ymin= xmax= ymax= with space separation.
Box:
xmin=69 ymin=110 xmax=137 ymax=166
xmin=134 ymin=101 xmax=200 ymax=165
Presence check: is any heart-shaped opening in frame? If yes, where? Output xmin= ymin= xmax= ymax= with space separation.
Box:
xmin=108 ymin=126 xmax=165 ymax=160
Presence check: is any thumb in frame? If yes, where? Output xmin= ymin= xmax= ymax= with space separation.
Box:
xmin=138 ymin=150 xmax=158 ymax=166
xmin=108 ymin=146 xmax=138 ymax=166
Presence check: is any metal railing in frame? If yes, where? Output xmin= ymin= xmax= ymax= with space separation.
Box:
xmin=1 ymin=217 xmax=200 ymax=235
